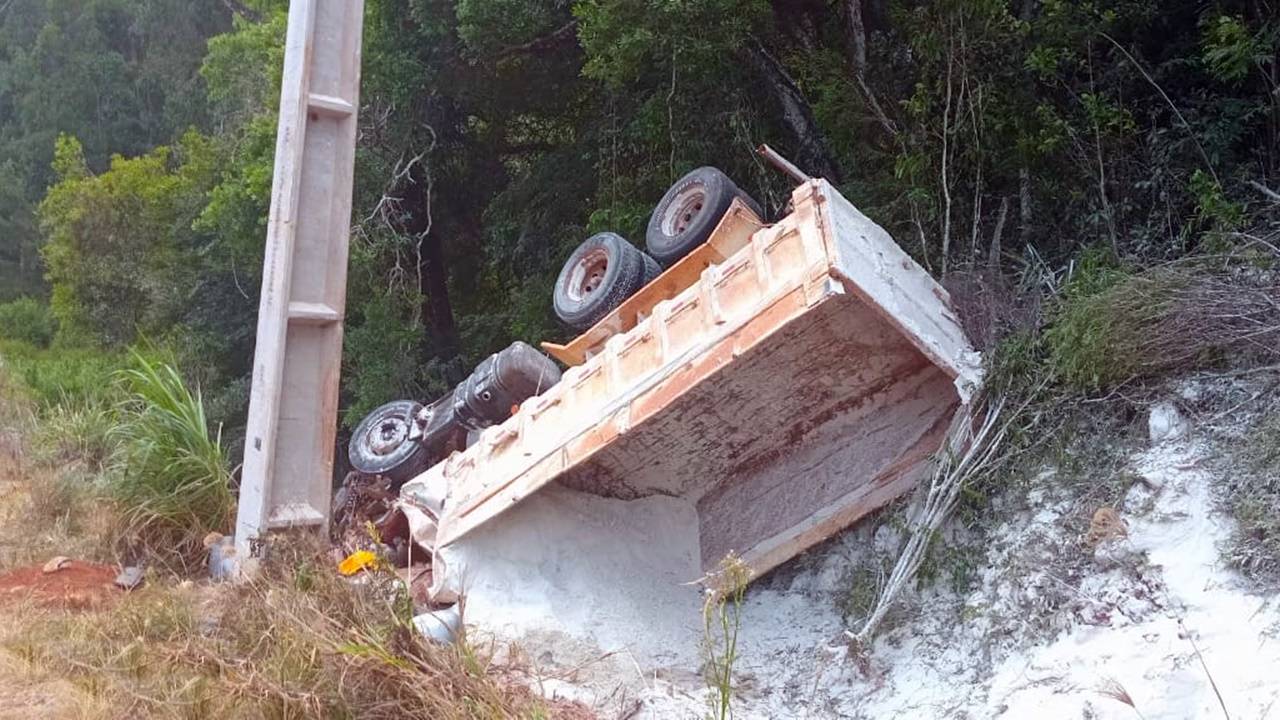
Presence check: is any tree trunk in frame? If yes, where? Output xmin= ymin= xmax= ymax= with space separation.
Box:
xmin=845 ymin=0 xmax=867 ymax=75
xmin=396 ymin=165 xmax=459 ymax=363
xmin=988 ymin=196 xmax=1008 ymax=274
xmin=746 ymin=42 xmax=843 ymax=182
xmin=418 ymin=232 xmax=457 ymax=358
xmin=841 ymin=0 xmax=898 ymax=139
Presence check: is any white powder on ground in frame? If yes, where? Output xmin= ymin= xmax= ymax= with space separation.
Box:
xmin=456 ymin=383 xmax=1280 ymax=720
xmin=438 ymin=484 xmax=706 ymax=671
xmin=977 ymin=439 xmax=1280 ymax=720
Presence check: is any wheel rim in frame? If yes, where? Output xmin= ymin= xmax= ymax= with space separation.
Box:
xmin=366 ymin=414 xmax=410 ymax=456
xmin=566 ymin=247 xmax=610 ymax=303
xmin=661 ymin=185 xmax=706 ymax=236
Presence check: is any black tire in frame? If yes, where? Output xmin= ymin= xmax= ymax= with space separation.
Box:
xmin=553 ymin=232 xmax=648 ymax=331
xmin=348 ymin=400 xmax=430 ymax=482
xmin=642 ymin=252 xmax=661 ymax=285
xmin=646 ymin=167 xmax=741 ymax=266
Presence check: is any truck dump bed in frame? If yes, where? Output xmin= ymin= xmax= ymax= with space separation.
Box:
xmin=402 ymin=179 xmax=980 ymax=599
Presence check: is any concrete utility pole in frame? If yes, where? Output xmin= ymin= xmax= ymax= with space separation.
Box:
xmin=235 ymin=0 xmax=365 ymax=558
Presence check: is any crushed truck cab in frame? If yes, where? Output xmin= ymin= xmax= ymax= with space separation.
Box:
xmin=400 ymin=179 xmax=980 ymax=610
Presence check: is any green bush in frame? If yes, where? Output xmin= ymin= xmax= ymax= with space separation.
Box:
xmin=0 ymin=340 xmax=120 ymax=408
xmin=0 ymin=298 xmax=55 ymax=348
xmin=1043 ymin=251 xmax=1133 ymax=392
xmin=108 ymin=351 xmax=234 ymax=563
xmin=342 ymin=292 xmax=440 ymax=428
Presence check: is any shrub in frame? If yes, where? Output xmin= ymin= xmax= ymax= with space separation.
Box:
xmin=1045 ymin=253 xmax=1279 ymax=392
xmin=1043 ymin=250 xmax=1132 ymax=391
xmin=0 ymin=298 xmax=55 ymax=348
xmin=1223 ymin=412 xmax=1280 ymax=583
xmin=108 ymin=351 xmax=234 ymax=565
xmin=342 ymin=292 xmax=441 ymax=428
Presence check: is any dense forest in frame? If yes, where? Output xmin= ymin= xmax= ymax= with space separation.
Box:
xmin=1 ymin=0 xmax=1277 ymax=450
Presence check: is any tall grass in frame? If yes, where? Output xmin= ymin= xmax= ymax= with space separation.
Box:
xmin=108 ymin=351 xmax=234 ymax=564
xmin=0 ymin=338 xmax=120 ymax=408
xmin=702 ymin=554 xmax=752 ymax=720
xmin=0 ymin=539 xmax=571 ymax=719
xmin=34 ymin=398 xmax=117 ymax=469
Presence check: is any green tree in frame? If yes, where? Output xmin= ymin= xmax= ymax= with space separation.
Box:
xmin=0 ymin=0 xmax=233 ymax=298
xmin=9 ymin=0 xmax=1280 ymax=440
xmin=39 ymin=133 xmax=217 ymax=345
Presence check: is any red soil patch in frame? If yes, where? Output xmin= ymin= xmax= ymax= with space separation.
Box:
xmin=0 ymin=561 xmax=121 ymax=610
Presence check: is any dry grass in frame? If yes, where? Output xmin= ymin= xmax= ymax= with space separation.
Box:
xmin=0 ymin=359 xmax=585 ymax=720
xmin=945 ymin=269 xmax=1043 ymax=353
xmin=1047 ymin=256 xmax=1279 ymax=391
xmin=0 ymin=468 xmax=125 ymax=572
xmin=0 ymin=384 xmax=123 ymax=572
xmin=1097 ymin=677 xmax=1146 ymax=718
xmin=0 ymin=538 xmax=580 ymax=720
xmin=0 ymin=648 xmax=113 ymax=720
xmin=1220 ymin=398 xmax=1280 ymax=584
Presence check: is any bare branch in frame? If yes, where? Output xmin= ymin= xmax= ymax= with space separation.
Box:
xmin=221 ymin=0 xmax=262 ymax=22
xmin=988 ymin=196 xmax=1009 ymax=273
xmin=1099 ymin=32 xmax=1219 ymax=186
xmin=1247 ymin=179 xmax=1280 ymax=204
xmin=1018 ymin=167 xmax=1032 ymax=246
xmin=496 ymin=21 xmax=578 ymax=59
xmin=847 ymin=390 xmax=1019 ymax=646
xmin=855 ymin=74 xmax=900 ymax=138
xmin=940 ymin=33 xmax=955 ymax=275
xmin=842 ymin=0 xmax=899 ymax=138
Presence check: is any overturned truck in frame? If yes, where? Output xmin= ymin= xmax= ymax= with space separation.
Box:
xmin=372 ymin=176 xmax=980 ymax=648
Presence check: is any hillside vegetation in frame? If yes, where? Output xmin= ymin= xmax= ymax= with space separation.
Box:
xmin=0 ymin=0 xmax=1276 ymax=436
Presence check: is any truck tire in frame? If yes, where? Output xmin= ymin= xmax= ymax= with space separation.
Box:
xmin=553 ymin=232 xmax=649 ymax=331
xmin=348 ymin=400 xmax=430 ymax=483
xmin=646 ymin=167 xmax=762 ymax=266
xmin=642 ymin=252 xmax=661 ymax=285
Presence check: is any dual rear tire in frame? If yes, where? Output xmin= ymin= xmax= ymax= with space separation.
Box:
xmin=552 ymin=167 xmax=762 ymax=332
xmin=644 ymin=167 xmax=762 ymax=267
xmin=552 ymin=232 xmax=660 ymax=332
